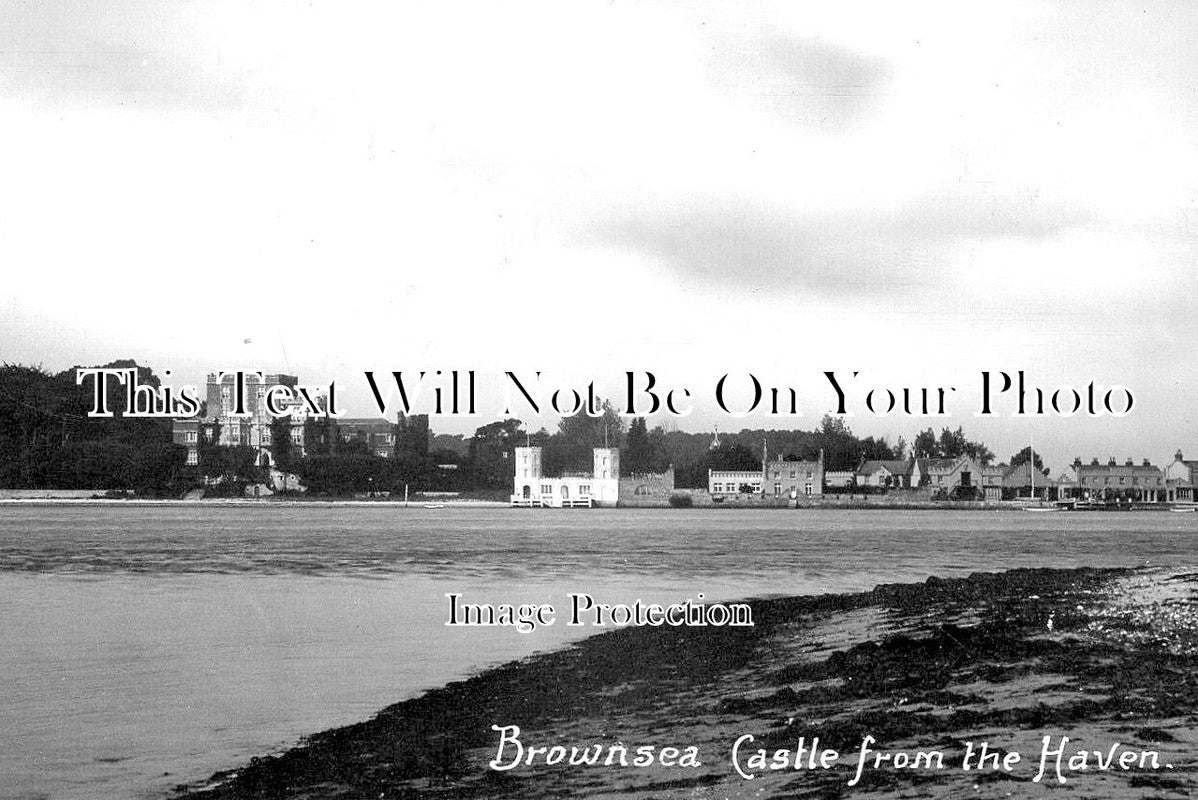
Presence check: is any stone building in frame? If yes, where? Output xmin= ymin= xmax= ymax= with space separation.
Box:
xmin=762 ymin=453 xmax=824 ymax=499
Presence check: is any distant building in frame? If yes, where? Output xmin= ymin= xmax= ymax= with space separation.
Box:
xmin=1070 ymin=457 xmax=1164 ymax=502
xmin=1002 ymin=461 xmax=1056 ymax=500
xmin=171 ymin=418 xmax=202 ymax=466
xmin=823 ymin=470 xmax=856 ymax=490
xmin=762 ymin=453 xmax=824 ymax=499
xmin=917 ymin=455 xmax=985 ymax=496
xmin=511 ymin=446 xmax=619 ymax=507
xmin=856 ymin=459 xmax=921 ymax=489
xmin=335 ymin=418 xmax=397 ymax=458
xmin=175 ymin=373 xmax=314 ymax=469
xmin=982 ymin=464 xmax=1008 ymax=501
xmin=1164 ymin=450 xmax=1197 ymax=503
xmin=708 ymin=470 xmax=762 ymax=495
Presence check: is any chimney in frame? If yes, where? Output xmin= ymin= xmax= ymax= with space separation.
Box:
xmin=1143 ymin=459 xmax=1151 ymax=467
xmin=1125 ymin=458 xmax=1134 ymax=467
xmin=1109 ymin=457 xmax=1117 ymax=467
xmin=1073 ymin=457 xmax=1082 ymax=467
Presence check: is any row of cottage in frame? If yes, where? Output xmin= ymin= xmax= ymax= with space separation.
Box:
xmin=515 ymin=443 xmax=1198 ymax=508
xmin=710 ymin=451 xmax=1198 ymax=504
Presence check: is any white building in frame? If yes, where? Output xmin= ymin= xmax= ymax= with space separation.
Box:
xmin=511 ymin=446 xmax=620 ymax=507
xmin=708 ymin=470 xmax=762 ymax=495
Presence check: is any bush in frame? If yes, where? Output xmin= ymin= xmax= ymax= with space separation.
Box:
xmin=668 ymin=493 xmax=693 ymax=508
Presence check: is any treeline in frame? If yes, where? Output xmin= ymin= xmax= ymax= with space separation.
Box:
xmin=459 ymin=411 xmax=912 ymax=490
xmin=0 ymin=362 xmax=185 ymax=495
xmin=0 ymin=363 xmax=1004 ymax=497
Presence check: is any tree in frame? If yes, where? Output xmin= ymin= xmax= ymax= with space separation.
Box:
xmin=914 ymin=426 xmax=994 ymax=465
xmin=706 ymin=442 xmax=761 ymax=472
xmin=0 ymin=361 xmax=181 ymax=493
xmin=1010 ymin=446 xmax=1049 ymax=475
xmin=468 ymin=418 xmax=525 ymax=490
xmin=269 ymin=414 xmax=293 ymax=471
xmin=913 ymin=428 xmax=940 ymax=458
xmin=623 ymin=417 xmax=669 ymax=474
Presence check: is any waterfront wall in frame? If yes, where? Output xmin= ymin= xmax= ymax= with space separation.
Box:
xmin=618 ymin=469 xmax=676 ymax=507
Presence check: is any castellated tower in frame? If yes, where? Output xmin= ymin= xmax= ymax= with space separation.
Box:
xmin=591 ymin=447 xmax=620 ymax=507
xmin=593 ymin=447 xmax=619 ymax=481
xmin=514 ymin=446 xmax=543 ymax=481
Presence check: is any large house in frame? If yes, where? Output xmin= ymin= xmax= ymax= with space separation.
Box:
xmin=173 ymin=373 xmax=312 ymax=468
xmin=1069 ymin=457 xmax=1165 ymax=502
xmin=173 ymin=372 xmax=426 ymax=471
xmin=1163 ymin=450 xmax=1197 ymax=504
xmin=762 ymin=453 xmax=824 ymax=499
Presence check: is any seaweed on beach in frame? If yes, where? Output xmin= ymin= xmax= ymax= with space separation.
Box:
xmin=176 ymin=566 xmax=1197 ymax=799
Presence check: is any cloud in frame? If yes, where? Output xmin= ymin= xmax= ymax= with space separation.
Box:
xmin=707 ymin=30 xmax=893 ymax=131
xmin=586 ymin=194 xmax=1090 ymax=298
xmin=0 ymin=1 xmax=244 ymax=110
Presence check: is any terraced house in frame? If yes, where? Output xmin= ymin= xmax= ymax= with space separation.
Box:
xmin=1068 ymin=457 xmax=1165 ymax=502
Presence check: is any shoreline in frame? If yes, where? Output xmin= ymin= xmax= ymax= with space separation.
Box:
xmin=175 ymin=565 xmax=1198 ymax=799
xmin=0 ymin=497 xmax=1190 ymax=512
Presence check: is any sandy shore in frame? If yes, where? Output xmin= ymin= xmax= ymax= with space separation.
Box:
xmin=176 ymin=566 xmax=1197 ymax=799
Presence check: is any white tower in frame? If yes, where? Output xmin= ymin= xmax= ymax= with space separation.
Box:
xmin=592 ymin=447 xmax=620 ymax=507
xmin=513 ymin=446 xmax=542 ymax=500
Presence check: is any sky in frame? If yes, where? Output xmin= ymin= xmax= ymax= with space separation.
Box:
xmin=1 ymin=1 xmax=1196 ymax=472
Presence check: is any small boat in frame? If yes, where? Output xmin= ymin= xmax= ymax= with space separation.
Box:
xmin=1170 ymin=506 xmax=1196 ymax=514
xmin=423 ymin=502 xmax=445 ymax=509
xmin=1023 ymin=506 xmax=1060 ymax=513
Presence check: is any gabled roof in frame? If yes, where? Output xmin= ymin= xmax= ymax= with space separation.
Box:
xmin=856 ymin=459 xmax=914 ymax=477
xmin=918 ymin=456 xmax=970 ymax=473
xmin=1003 ymin=461 xmax=1056 ymax=488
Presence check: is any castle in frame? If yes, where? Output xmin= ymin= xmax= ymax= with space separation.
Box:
xmin=510 ymin=446 xmax=621 ymax=507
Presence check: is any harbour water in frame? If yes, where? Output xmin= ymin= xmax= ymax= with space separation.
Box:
xmin=0 ymin=505 xmax=1193 ymax=799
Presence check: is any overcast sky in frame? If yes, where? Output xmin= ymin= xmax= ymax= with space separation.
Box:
xmin=2 ymin=1 xmax=1196 ymax=470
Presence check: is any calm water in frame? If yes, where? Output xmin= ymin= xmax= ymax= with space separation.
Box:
xmin=0 ymin=505 xmax=1194 ymax=799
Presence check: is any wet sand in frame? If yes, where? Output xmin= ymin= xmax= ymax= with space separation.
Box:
xmin=176 ymin=566 xmax=1197 ymax=799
